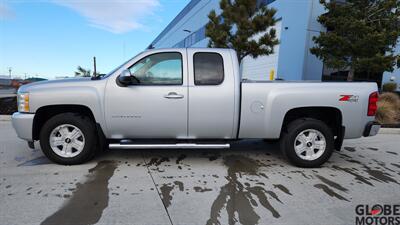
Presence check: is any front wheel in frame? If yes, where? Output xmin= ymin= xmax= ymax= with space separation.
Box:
xmin=39 ymin=113 xmax=98 ymax=165
xmin=280 ymin=118 xmax=334 ymax=168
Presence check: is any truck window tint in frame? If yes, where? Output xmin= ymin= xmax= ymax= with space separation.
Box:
xmin=194 ymin=53 xmax=224 ymax=85
xmin=129 ymin=52 xmax=182 ymax=85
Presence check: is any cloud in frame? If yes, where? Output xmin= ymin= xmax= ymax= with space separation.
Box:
xmin=53 ymin=0 xmax=160 ymax=33
xmin=0 ymin=3 xmax=15 ymax=20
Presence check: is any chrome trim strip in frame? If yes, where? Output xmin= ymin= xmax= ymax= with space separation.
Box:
xmin=109 ymin=143 xmax=230 ymax=149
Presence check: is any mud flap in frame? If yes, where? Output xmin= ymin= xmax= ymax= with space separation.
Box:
xmin=96 ymin=123 xmax=107 ymax=152
xmin=27 ymin=141 xmax=35 ymax=149
xmin=334 ymin=126 xmax=345 ymax=151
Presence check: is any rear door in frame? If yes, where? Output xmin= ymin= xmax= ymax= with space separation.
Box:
xmin=187 ymin=49 xmax=237 ymax=139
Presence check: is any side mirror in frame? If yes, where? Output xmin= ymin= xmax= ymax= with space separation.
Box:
xmin=117 ymin=69 xmax=140 ymax=86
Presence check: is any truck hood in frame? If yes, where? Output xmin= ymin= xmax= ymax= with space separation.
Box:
xmin=18 ymin=77 xmax=96 ymax=93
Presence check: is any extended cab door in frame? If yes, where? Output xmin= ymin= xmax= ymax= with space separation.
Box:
xmin=105 ymin=50 xmax=188 ymax=139
xmin=187 ymin=49 xmax=239 ymax=139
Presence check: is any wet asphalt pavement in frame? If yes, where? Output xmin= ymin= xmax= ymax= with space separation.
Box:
xmin=0 ymin=120 xmax=399 ymax=225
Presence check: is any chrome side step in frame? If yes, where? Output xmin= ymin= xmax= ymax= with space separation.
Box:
xmin=109 ymin=143 xmax=230 ymax=149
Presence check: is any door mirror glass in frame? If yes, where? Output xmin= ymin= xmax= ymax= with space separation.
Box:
xmin=117 ymin=69 xmax=140 ymax=86
xmin=121 ymin=69 xmax=131 ymax=78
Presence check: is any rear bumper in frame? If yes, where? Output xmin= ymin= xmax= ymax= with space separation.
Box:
xmin=11 ymin=112 xmax=34 ymax=141
xmin=363 ymin=121 xmax=381 ymax=137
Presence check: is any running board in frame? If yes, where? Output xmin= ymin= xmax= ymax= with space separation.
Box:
xmin=109 ymin=143 xmax=230 ymax=149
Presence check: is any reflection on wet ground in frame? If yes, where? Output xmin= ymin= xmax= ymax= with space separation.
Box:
xmin=40 ymin=160 xmax=118 ymax=225
xmin=2 ymin=139 xmax=400 ymax=225
xmin=17 ymin=156 xmax=51 ymax=166
xmin=138 ymin=140 xmax=399 ymax=225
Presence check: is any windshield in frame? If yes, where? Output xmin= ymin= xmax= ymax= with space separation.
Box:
xmin=102 ymin=52 xmax=142 ymax=79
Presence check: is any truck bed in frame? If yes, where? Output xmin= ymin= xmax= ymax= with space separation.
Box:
xmin=238 ymin=81 xmax=377 ymax=139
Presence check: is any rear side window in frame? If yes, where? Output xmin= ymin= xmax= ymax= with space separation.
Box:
xmin=194 ymin=52 xmax=224 ymax=85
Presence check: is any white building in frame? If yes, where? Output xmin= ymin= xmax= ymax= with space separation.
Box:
xmin=149 ymin=0 xmax=400 ymax=88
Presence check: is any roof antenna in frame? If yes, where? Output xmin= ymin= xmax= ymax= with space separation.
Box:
xmin=93 ymin=56 xmax=97 ymax=79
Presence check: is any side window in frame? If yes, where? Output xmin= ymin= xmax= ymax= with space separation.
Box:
xmin=194 ymin=52 xmax=224 ymax=85
xmin=129 ymin=52 xmax=182 ymax=85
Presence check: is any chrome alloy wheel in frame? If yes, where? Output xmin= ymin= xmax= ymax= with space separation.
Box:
xmin=49 ymin=124 xmax=85 ymax=158
xmin=294 ymin=129 xmax=326 ymax=161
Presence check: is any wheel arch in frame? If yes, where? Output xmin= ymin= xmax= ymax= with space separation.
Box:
xmin=281 ymin=106 xmax=343 ymax=140
xmin=32 ymin=104 xmax=99 ymax=140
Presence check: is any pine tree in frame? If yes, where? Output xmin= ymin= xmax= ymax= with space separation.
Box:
xmin=310 ymin=0 xmax=400 ymax=83
xmin=206 ymin=0 xmax=279 ymax=64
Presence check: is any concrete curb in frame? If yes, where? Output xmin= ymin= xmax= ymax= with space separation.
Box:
xmin=378 ymin=128 xmax=400 ymax=134
xmin=0 ymin=115 xmax=11 ymax=121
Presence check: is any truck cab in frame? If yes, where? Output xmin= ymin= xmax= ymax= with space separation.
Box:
xmin=105 ymin=48 xmax=240 ymax=139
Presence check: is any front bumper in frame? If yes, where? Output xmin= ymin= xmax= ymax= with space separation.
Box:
xmin=11 ymin=112 xmax=35 ymax=141
xmin=363 ymin=121 xmax=381 ymax=137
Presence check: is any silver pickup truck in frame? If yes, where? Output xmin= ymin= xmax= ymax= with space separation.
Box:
xmin=12 ymin=48 xmax=380 ymax=167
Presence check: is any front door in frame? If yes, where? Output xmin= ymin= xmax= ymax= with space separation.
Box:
xmin=105 ymin=50 xmax=188 ymax=139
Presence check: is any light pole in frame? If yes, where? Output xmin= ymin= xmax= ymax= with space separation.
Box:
xmin=183 ymin=30 xmax=192 ymax=47
xmin=93 ymin=56 xmax=97 ymax=77
xmin=8 ymin=67 xmax=12 ymax=79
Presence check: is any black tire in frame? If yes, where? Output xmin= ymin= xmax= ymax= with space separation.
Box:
xmin=39 ymin=113 xmax=98 ymax=165
xmin=280 ymin=118 xmax=334 ymax=168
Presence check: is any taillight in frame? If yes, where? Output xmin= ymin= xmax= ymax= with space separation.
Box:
xmin=367 ymin=91 xmax=378 ymax=116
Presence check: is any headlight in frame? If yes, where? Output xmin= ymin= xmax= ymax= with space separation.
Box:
xmin=17 ymin=93 xmax=30 ymax=112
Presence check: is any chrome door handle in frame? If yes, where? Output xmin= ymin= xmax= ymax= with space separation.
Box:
xmin=164 ymin=92 xmax=184 ymax=99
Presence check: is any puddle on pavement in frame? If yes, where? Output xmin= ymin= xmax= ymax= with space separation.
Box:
xmin=147 ymin=157 xmax=170 ymax=166
xmin=206 ymin=155 xmax=285 ymax=225
xmin=40 ymin=160 xmax=118 ymax=225
xmin=176 ymin=154 xmax=186 ymax=164
xmin=344 ymin=147 xmax=356 ymax=152
xmin=386 ymin=151 xmax=398 ymax=155
xmin=290 ymin=170 xmax=310 ymax=179
xmin=371 ymin=159 xmax=396 ymax=173
xmin=160 ymin=183 xmax=175 ymax=208
xmin=134 ymin=145 xmax=399 ymax=225
xmin=17 ymin=156 xmax=51 ymax=166
xmin=313 ymin=184 xmax=349 ymax=201
xmin=159 ymin=180 xmax=189 ymax=207
xmin=194 ymin=186 xmax=212 ymax=192
xmin=362 ymin=165 xmax=399 ymax=184
xmin=334 ymin=158 xmax=400 ymax=185
xmin=173 ymin=181 xmax=184 ymax=191
xmin=314 ymin=174 xmax=348 ymax=192
xmin=312 ymin=174 xmax=350 ymax=202
xmin=332 ymin=165 xmax=374 ymax=186
xmin=391 ymin=163 xmax=400 ymax=169
xmin=143 ymin=146 xmax=399 ymax=225
xmin=14 ymin=156 xmax=25 ymax=162
xmin=208 ymin=154 xmax=221 ymax=161
xmin=273 ymin=184 xmax=292 ymax=195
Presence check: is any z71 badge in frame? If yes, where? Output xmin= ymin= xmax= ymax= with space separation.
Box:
xmin=339 ymin=95 xmax=359 ymax=102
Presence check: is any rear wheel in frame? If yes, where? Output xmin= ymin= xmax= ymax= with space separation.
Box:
xmin=39 ymin=113 xmax=97 ymax=165
xmin=280 ymin=118 xmax=334 ymax=167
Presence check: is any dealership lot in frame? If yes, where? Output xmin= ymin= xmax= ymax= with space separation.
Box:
xmin=0 ymin=120 xmax=399 ymax=225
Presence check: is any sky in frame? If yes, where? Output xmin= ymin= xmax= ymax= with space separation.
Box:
xmin=0 ymin=0 xmax=189 ymax=79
